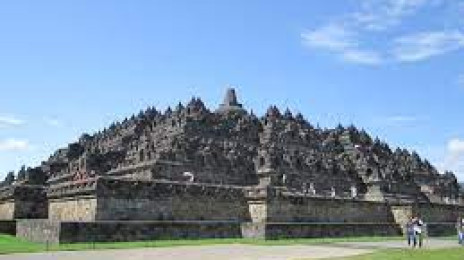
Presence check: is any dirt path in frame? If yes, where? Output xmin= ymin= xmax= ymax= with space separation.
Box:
xmin=0 ymin=239 xmax=458 ymax=260
xmin=0 ymin=244 xmax=372 ymax=260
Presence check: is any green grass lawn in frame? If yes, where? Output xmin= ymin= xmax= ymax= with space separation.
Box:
xmin=0 ymin=235 xmax=44 ymax=254
xmin=332 ymin=248 xmax=464 ymax=260
xmin=0 ymin=234 xmax=404 ymax=254
xmin=2 ymin=234 xmax=461 ymax=259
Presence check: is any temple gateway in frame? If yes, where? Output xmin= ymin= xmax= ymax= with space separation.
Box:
xmin=0 ymin=89 xmax=462 ymax=243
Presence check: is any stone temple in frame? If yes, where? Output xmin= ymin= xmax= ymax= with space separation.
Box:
xmin=0 ymin=89 xmax=463 ymax=243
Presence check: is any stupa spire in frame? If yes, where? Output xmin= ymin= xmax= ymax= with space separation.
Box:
xmin=223 ymin=88 xmax=239 ymax=107
xmin=216 ymin=87 xmax=245 ymax=114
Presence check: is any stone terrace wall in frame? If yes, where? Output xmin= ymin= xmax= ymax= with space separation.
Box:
xmin=415 ymin=203 xmax=464 ymax=236
xmin=49 ymin=197 xmax=98 ymax=221
xmin=61 ymin=221 xmax=242 ymax=243
xmin=426 ymin=223 xmax=459 ymax=236
xmin=417 ymin=203 xmax=464 ymax=223
xmin=15 ymin=200 xmax=48 ymax=219
xmin=16 ymin=220 xmax=61 ymax=244
xmin=0 ymin=220 xmax=16 ymax=235
xmin=96 ymin=178 xmax=250 ymax=221
xmin=46 ymin=178 xmax=250 ymax=222
xmin=16 ymin=220 xmax=242 ymax=243
xmin=47 ymin=178 xmax=98 ymax=221
xmin=17 ymin=220 xmax=404 ymax=243
xmin=262 ymin=223 xmax=401 ymax=239
xmin=266 ymin=192 xmax=394 ymax=223
xmin=0 ymin=202 xmax=14 ymax=220
xmin=0 ymin=185 xmax=47 ymax=220
xmin=17 ymin=220 xmax=455 ymax=243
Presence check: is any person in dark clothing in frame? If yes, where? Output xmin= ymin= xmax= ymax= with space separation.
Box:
xmin=457 ymin=217 xmax=464 ymax=245
xmin=406 ymin=217 xmax=415 ymax=246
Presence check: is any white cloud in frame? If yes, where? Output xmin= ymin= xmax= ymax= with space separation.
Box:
xmin=385 ymin=115 xmax=419 ymax=123
xmin=0 ymin=139 xmax=30 ymax=151
xmin=301 ymin=24 xmax=355 ymax=51
xmin=44 ymin=117 xmax=62 ymax=127
xmin=441 ymin=138 xmax=464 ymax=179
xmin=342 ymin=49 xmax=383 ymax=65
xmin=301 ymin=25 xmax=383 ymax=65
xmin=0 ymin=115 xmax=24 ymax=128
xmin=458 ymin=74 xmax=464 ymax=87
xmin=392 ymin=31 xmax=464 ymax=62
xmin=301 ymin=0 xmax=463 ymax=64
xmin=353 ymin=0 xmax=430 ymax=31
xmin=447 ymin=138 xmax=464 ymax=160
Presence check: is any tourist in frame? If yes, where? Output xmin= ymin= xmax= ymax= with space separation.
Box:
xmin=412 ymin=216 xmax=425 ymax=248
xmin=457 ymin=217 xmax=464 ymax=245
xmin=405 ymin=217 xmax=415 ymax=247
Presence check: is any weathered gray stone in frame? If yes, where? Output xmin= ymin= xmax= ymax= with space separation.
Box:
xmin=17 ymin=220 xmax=243 ymax=244
xmin=0 ymin=220 xmax=16 ymax=235
xmin=0 ymin=185 xmax=47 ymax=220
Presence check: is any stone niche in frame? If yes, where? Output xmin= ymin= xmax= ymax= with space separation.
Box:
xmin=0 ymin=185 xmax=47 ymax=220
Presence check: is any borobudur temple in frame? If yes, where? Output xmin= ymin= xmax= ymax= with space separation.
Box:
xmin=0 ymin=88 xmax=463 ymax=243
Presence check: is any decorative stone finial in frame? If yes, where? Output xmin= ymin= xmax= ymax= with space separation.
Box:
xmin=216 ymin=88 xmax=245 ymax=114
xmin=223 ymin=88 xmax=239 ymax=106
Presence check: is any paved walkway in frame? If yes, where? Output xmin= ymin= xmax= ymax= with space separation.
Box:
xmin=0 ymin=239 xmax=459 ymax=260
xmin=0 ymin=244 xmax=372 ymax=260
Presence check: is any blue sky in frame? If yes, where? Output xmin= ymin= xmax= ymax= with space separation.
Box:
xmin=0 ymin=0 xmax=463 ymax=180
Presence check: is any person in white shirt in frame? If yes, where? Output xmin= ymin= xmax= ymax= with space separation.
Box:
xmin=412 ymin=216 xmax=425 ymax=248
